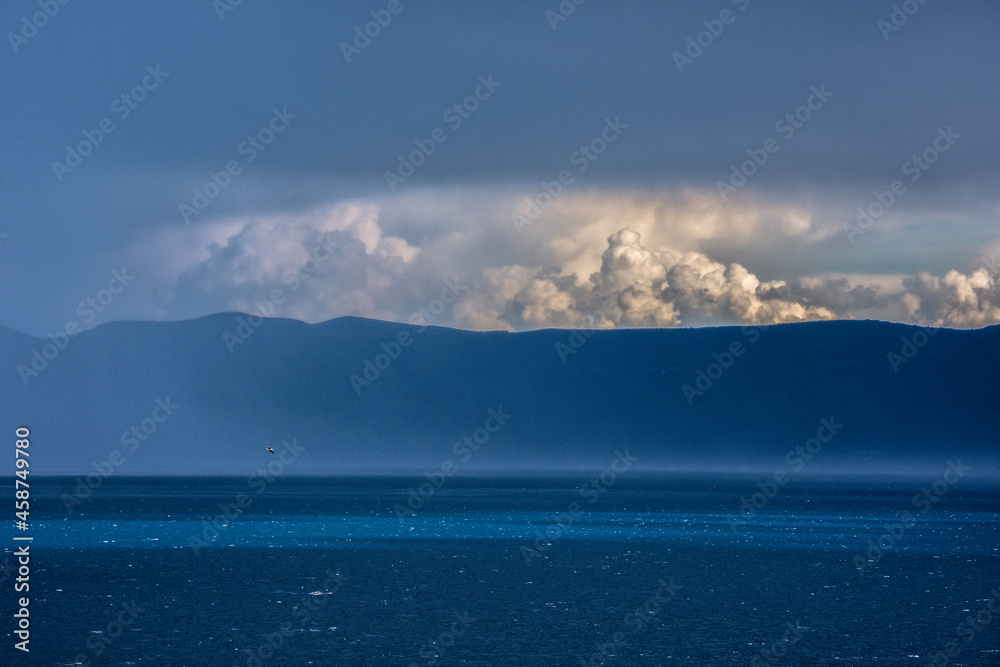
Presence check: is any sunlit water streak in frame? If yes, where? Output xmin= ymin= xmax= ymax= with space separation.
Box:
xmin=41 ymin=510 xmax=1000 ymax=552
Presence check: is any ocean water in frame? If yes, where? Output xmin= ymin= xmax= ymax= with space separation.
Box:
xmin=4 ymin=477 xmax=999 ymax=666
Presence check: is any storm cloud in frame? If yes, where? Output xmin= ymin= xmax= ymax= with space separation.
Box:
xmin=1 ymin=1 xmax=998 ymax=334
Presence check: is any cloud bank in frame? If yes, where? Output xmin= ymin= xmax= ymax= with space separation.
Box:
xmin=137 ymin=189 xmax=1000 ymax=331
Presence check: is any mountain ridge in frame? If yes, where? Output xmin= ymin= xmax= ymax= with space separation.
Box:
xmin=1 ymin=316 xmax=997 ymax=477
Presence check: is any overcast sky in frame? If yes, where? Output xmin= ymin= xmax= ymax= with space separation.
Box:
xmin=2 ymin=0 xmax=999 ymax=336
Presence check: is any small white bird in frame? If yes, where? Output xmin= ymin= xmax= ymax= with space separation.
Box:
xmin=265 ymin=447 xmax=275 ymax=454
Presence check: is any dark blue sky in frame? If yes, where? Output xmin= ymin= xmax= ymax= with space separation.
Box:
xmin=2 ymin=0 xmax=999 ymax=335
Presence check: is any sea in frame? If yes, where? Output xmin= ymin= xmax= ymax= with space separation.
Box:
xmin=3 ymin=476 xmax=998 ymax=666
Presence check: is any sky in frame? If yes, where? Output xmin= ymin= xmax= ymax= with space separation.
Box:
xmin=2 ymin=0 xmax=999 ymax=337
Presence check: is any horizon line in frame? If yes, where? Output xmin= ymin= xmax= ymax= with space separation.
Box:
xmin=4 ymin=312 xmax=999 ymax=340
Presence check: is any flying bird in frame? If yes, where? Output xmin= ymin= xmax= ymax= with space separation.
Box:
xmin=265 ymin=447 xmax=275 ymax=454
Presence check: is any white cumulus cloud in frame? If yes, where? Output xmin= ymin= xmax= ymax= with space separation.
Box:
xmin=137 ymin=188 xmax=1000 ymax=331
